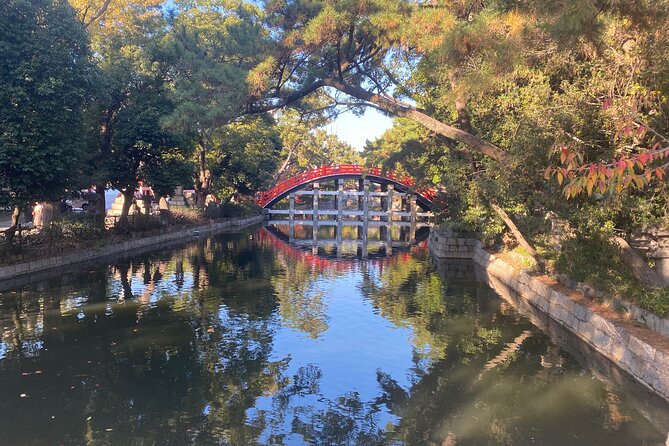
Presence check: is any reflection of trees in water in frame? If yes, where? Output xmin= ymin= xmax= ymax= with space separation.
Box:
xmin=270 ymin=249 xmax=333 ymax=339
xmin=250 ymin=365 xmax=388 ymax=446
xmin=0 ymin=232 xmax=291 ymax=445
xmin=0 ymin=231 xmax=662 ymax=445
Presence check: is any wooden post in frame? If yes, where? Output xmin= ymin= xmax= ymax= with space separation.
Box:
xmin=409 ymin=194 xmax=417 ymax=243
xmin=312 ymin=182 xmax=319 ymax=243
xmin=358 ymin=179 xmax=364 ymax=240
xmin=362 ymin=179 xmax=369 ymax=242
xmin=289 ymin=193 xmax=295 ymax=242
xmin=380 ymin=184 xmax=388 ymax=240
xmin=386 ymin=184 xmax=394 ymax=253
xmin=337 ymin=179 xmax=344 ymax=244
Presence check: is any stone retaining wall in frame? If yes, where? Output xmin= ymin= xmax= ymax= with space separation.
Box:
xmin=477 ymin=267 xmax=669 ymax=433
xmin=554 ymin=273 xmax=669 ymax=339
xmin=0 ymin=215 xmax=263 ymax=282
xmin=428 ymin=228 xmax=477 ymax=259
xmin=473 ymin=245 xmax=669 ymax=402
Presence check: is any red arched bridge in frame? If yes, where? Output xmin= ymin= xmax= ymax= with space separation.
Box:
xmin=256 ymin=164 xmax=436 ymax=209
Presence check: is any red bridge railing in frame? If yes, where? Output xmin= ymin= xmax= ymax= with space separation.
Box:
xmin=256 ymin=164 xmax=436 ymax=208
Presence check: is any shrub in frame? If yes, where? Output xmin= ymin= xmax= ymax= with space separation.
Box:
xmin=34 ymin=213 xmax=104 ymax=244
xmin=116 ymin=213 xmax=165 ymax=233
xmin=556 ymin=236 xmax=669 ymax=317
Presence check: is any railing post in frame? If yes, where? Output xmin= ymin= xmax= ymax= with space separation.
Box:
xmin=409 ymin=194 xmax=417 ymax=243
xmin=289 ymin=193 xmax=295 ymax=242
xmin=312 ymin=182 xmax=319 ymax=243
xmin=337 ymin=179 xmax=344 ymax=244
xmin=386 ymin=184 xmax=394 ymax=252
xmin=362 ymin=179 xmax=369 ymax=242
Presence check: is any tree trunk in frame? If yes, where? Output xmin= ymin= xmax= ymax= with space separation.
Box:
xmin=118 ymin=189 xmax=135 ymax=228
xmin=274 ymin=147 xmax=294 ymax=183
xmin=612 ymin=236 xmax=667 ymax=290
xmin=3 ymin=207 xmax=22 ymax=243
xmin=321 ymin=79 xmax=511 ymax=166
xmin=253 ymin=78 xmax=511 ymax=166
xmin=95 ymin=183 xmax=107 ymax=223
xmin=449 ymin=73 xmax=473 ymax=134
xmin=491 ymin=203 xmax=540 ymax=259
xmin=196 ymin=141 xmax=210 ymax=209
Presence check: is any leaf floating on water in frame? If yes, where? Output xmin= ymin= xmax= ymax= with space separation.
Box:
xmin=207 ymin=327 xmax=215 ymax=333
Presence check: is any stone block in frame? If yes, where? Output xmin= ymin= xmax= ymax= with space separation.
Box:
xmin=574 ymin=304 xmax=591 ymax=322
xmin=591 ymin=329 xmax=613 ymax=352
xmin=559 ymin=295 xmax=577 ymax=315
xmin=619 ymin=350 xmax=644 ymax=377
xmin=641 ymin=364 xmax=665 ymax=393
xmin=628 ymin=336 xmax=657 ymax=361
xmin=534 ymin=296 xmax=550 ymax=312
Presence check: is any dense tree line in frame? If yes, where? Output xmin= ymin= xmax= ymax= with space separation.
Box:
xmin=0 ymin=0 xmax=358 ymax=231
xmin=1 ymin=0 xmax=668 ymax=292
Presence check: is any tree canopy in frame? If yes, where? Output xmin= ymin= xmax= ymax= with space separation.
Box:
xmin=0 ymin=0 xmax=94 ymax=209
xmin=1 ymin=0 xmax=668 ymax=291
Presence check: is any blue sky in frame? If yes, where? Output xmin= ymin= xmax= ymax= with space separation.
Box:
xmin=328 ymin=108 xmax=394 ymax=151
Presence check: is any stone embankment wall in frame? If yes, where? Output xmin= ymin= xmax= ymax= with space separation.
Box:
xmin=555 ymin=273 xmax=669 ymax=339
xmin=428 ymin=228 xmax=477 ymax=259
xmin=429 ymin=227 xmax=669 ymax=402
xmin=473 ymin=246 xmax=669 ymax=402
xmin=0 ymin=215 xmax=262 ymax=282
xmin=480 ymin=267 xmax=669 ymax=433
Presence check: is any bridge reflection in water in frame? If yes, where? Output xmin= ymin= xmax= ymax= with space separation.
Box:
xmin=263 ymin=177 xmax=433 ymax=257
xmin=261 ymin=223 xmax=431 ymax=261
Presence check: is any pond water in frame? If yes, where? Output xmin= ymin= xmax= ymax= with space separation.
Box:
xmin=0 ymin=228 xmax=667 ymax=445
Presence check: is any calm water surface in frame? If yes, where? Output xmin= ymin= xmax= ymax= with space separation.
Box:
xmin=0 ymin=228 xmax=667 ymax=445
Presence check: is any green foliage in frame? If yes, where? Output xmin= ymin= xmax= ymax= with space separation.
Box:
xmin=162 ymin=0 xmax=273 ymax=200
xmin=275 ymin=105 xmax=362 ymax=180
xmin=204 ymin=201 xmax=261 ymax=219
xmin=555 ymin=236 xmax=669 ymax=316
xmin=359 ymin=0 xmax=669 ymax=257
xmin=166 ymin=207 xmax=208 ymax=225
xmin=210 ymin=116 xmax=282 ymax=198
xmin=113 ymin=213 xmax=165 ymax=233
xmin=39 ymin=213 xmax=104 ymax=243
xmin=109 ymin=85 xmax=180 ymax=193
xmin=0 ymin=0 xmax=94 ymax=207
xmin=144 ymin=153 xmax=195 ymax=198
